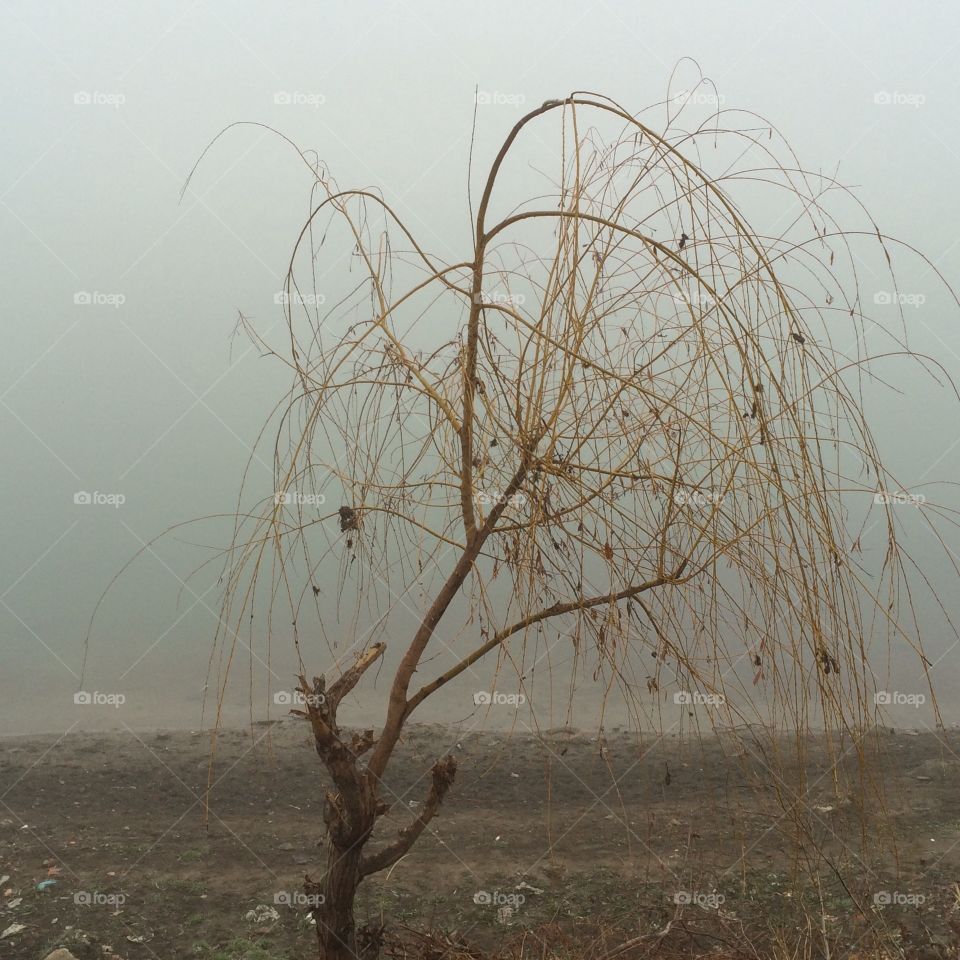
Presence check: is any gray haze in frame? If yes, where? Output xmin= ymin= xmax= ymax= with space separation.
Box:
xmin=2 ymin=0 xmax=960 ymax=736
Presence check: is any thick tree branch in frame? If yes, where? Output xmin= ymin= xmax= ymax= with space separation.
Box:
xmin=367 ymin=463 xmax=531 ymax=779
xmin=359 ymin=755 xmax=457 ymax=877
xmin=326 ymin=642 xmax=386 ymax=713
xmin=292 ymin=644 xmax=386 ymax=846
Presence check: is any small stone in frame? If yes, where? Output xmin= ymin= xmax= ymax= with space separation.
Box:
xmin=43 ymin=950 xmax=81 ymax=960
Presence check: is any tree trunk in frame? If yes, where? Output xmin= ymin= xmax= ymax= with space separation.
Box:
xmin=314 ymin=833 xmax=365 ymax=960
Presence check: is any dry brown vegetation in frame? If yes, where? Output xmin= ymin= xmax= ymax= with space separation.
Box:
xmin=177 ymin=83 xmax=960 ymax=958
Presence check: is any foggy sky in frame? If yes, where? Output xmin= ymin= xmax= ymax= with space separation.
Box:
xmin=2 ymin=0 xmax=960 ymax=736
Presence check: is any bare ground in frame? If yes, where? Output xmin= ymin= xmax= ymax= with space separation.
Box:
xmin=2 ymin=723 xmax=960 ymax=959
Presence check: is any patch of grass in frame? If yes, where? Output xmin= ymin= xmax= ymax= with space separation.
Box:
xmin=199 ymin=938 xmax=291 ymax=960
xmin=153 ymin=876 xmax=206 ymax=896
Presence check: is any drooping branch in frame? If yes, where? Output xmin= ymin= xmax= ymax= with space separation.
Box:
xmin=405 ymin=567 xmax=684 ymax=716
xmin=359 ymin=755 xmax=457 ymax=877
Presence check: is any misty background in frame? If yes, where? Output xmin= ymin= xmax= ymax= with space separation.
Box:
xmin=2 ymin=0 xmax=959 ymax=736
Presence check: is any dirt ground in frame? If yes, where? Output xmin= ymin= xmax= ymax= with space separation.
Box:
xmin=2 ymin=722 xmax=960 ymax=959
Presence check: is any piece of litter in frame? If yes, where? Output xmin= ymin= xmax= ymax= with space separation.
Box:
xmin=6 ymin=898 xmax=22 ymax=909
xmin=0 ymin=923 xmax=25 ymax=938
xmin=126 ymin=933 xmax=154 ymax=943
xmin=813 ymin=805 xmax=834 ymax=814
xmin=0 ymin=876 xmax=8 ymax=886
xmin=516 ymin=882 xmax=543 ymax=895
xmin=36 ymin=880 xmax=57 ymax=891
xmin=244 ymin=905 xmax=280 ymax=924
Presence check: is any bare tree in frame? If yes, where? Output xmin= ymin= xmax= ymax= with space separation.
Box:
xmin=193 ymin=89 xmax=957 ymax=959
